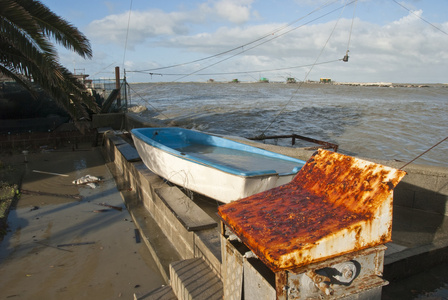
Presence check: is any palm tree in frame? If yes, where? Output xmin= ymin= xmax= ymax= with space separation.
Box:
xmin=0 ymin=0 xmax=99 ymax=122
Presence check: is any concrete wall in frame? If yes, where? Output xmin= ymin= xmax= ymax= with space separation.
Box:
xmin=394 ymin=164 xmax=448 ymax=215
xmin=92 ymin=113 xmax=125 ymax=130
xmin=102 ymin=133 xmax=222 ymax=279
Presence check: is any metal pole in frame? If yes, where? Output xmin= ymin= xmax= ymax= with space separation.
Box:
xmin=115 ymin=66 xmax=121 ymax=107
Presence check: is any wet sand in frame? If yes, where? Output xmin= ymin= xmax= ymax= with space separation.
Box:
xmin=0 ymin=145 xmax=165 ymax=299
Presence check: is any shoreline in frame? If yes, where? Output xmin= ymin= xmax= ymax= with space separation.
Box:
xmin=130 ymin=81 xmax=448 ymax=87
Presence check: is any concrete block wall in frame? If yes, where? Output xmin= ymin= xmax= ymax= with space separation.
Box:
xmin=92 ymin=113 xmax=125 ymax=130
xmin=393 ymin=164 xmax=448 ymax=215
xmin=102 ymin=133 xmax=221 ymax=274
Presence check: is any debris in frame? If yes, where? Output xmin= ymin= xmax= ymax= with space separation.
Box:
xmin=86 ymin=182 xmax=98 ymax=189
xmin=32 ymin=170 xmax=69 ymax=177
xmin=97 ymin=203 xmax=122 ymax=211
xmin=72 ymin=175 xmax=101 ymax=185
xmin=135 ymin=229 xmax=141 ymax=244
xmin=35 ymin=241 xmax=73 ymax=252
xmin=30 ymin=206 xmax=39 ymax=211
xmin=93 ymin=209 xmax=109 ymax=213
xmin=93 ymin=209 xmax=110 ymax=213
xmin=21 ymin=189 xmax=82 ymax=200
xmin=57 ymin=242 xmax=95 ymax=248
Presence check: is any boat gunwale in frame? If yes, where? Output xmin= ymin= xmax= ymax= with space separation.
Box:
xmin=131 ymin=127 xmax=306 ymax=178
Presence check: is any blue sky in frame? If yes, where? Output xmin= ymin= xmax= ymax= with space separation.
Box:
xmin=40 ymin=0 xmax=448 ymax=83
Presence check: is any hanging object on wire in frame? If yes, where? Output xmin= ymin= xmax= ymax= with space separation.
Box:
xmin=343 ymin=50 xmax=349 ymax=62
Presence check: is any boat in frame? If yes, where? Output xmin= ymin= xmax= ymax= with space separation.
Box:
xmin=131 ymin=127 xmax=306 ymax=203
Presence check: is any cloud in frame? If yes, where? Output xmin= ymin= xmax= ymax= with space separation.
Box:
xmin=212 ymin=0 xmax=254 ymax=24
xmin=86 ymin=9 xmax=192 ymax=48
xmin=86 ymin=0 xmax=256 ymax=49
xmin=82 ymin=1 xmax=448 ymax=83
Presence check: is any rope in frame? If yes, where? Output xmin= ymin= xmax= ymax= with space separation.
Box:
xmin=127 ymin=84 xmax=171 ymax=120
xmin=400 ymin=136 xmax=448 ymax=170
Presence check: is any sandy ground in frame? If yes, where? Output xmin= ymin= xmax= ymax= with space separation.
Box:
xmin=0 ymin=145 xmax=165 ymax=299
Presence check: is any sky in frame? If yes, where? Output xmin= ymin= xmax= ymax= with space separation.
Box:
xmin=39 ymin=0 xmax=448 ymax=83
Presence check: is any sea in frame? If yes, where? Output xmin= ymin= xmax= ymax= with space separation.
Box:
xmin=128 ymin=82 xmax=447 ymax=168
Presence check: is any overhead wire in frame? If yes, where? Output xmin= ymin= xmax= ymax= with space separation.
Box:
xmin=130 ymin=59 xmax=341 ymax=77
xmin=127 ymin=84 xmax=171 ymax=120
xmin=122 ymin=0 xmax=134 ymax=68
xmin=133 ymin=0 xmax=341 ymax=73
xmin=126 ymin=1 xmax=357 ymax=98
xmin=344 ymin=0 xmax=358 ymax=59
xmin=162 ymin=0 xmax=358 ymax=83
xmin=400 ymin=136 xmax=448 ymax=169
xmin=391 ymin=0 xmax=448 ymax=36
xmin=388 ymin=0 xmax=447 ymax=167
xmin=259 ymin=0 xmax=353 ymax=136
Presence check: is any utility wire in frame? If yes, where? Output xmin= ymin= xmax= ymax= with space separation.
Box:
xmin=127 ymin=84 xmax=171 ymax=120
xmin=122 ymin=0 xmax=133 ymax=68
xmin=133 ymin=0 xmax=341 ymax=73
xmin=130 ymin=59 xmax=341 ymax=77
xmin=170 ymin=1 xmax=357 ymax=82
xmin=391 ymin=0 xmax=448 ymax=36
xmin=346 ymin=0 xmax=358 ymax=52
xmin=260 ymin=0 xmax=350 ymax=136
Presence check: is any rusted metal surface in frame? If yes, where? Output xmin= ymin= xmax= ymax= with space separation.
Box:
xmin=218 ymin=149 xmax=406 ymax=272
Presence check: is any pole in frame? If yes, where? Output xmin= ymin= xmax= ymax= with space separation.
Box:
xmin=115 ymin=66 xmax=121 ymax=107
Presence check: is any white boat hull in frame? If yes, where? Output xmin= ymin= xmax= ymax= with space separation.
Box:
xmin=131 ymin=128 xmax=305 ymax=203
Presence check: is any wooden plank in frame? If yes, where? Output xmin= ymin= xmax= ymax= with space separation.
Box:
xmin=117 ymin=143 xmax=141 ymax=162
xmin=107 ymin=135 xmax=127 ymax=146
xmin=155 ymin=187 xmax=217 ymax=231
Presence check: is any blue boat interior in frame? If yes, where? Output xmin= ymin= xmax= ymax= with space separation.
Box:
xmin=131 ymin=127 xmax=306 ymax=177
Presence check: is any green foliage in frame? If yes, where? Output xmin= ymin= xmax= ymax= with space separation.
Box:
xmin=0 ymin=0 xmax=99 ymax=120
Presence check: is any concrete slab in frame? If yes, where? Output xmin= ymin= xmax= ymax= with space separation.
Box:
xmin=170 ymin=258 xmax=223 ymax=300
xmin=117 ymin=143 xmax=141 ymax=162
xmin=0 ymin=145 xmax=165 ymax=299
xmin=155 ymin=187 xmax=217 ymax=231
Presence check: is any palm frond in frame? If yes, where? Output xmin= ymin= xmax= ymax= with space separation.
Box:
xmin=15 ymin=0 xmax=92 ymax=58
xmin=0 ymin=0 xmax=99 ymax=122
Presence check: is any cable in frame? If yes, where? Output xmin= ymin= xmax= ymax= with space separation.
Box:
xmin=170 ymin=1 xmax=357 ymax=83
xmin=391 ymin=0 xmax=448 ymax=36
xmin=122 ymin=0 xmax=133 ymax=68
xmin=127 ymin=84 xmax=171 ymax=120
xmin=260 ymin=1 xmax=350 ymax=136
xmin=345 ymin=0 xmax=358 ymax=59
xmin=129 ymin=59 xmax=341 ymax=77
xmin=400 ymin=136 xmax=448 ymax=169
xmin=133 ymin=0 xmax=341 ymax=73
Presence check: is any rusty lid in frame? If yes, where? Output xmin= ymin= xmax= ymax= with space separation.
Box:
xmin=218 ymin=149 xmax=406 ymax=272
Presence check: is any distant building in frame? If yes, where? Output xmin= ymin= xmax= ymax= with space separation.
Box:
xmin=320 ymin=78 xmax=332 ymax=83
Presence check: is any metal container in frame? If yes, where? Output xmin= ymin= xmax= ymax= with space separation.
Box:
xmin=218 ymin=149 xmax=406 ymax=299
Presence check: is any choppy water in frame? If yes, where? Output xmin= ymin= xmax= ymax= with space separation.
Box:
xmin=129 ymin=82 xmax=448 ymax=167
